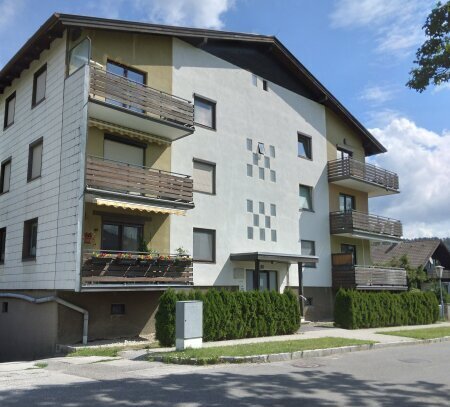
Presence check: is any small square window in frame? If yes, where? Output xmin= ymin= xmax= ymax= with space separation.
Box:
xmin=270 ymin=204 xmax=276 ymax=217
xmin=0 ymin=227 xmax=6 ymax=264
xmin=265 ymin=216 xmax=271 ymax=228
xmin=1 ymin=159 xmax=11 ymax=194
xmin=193 ymin=159 xmax=215 ymax=194
xmin=257 ymin=142 xmax=265 ymax=155
xmin=258 ymin=167 xmax=265 ymax=180
xmin=260 ymin=228 xmax=266 ymax=241
xmin=28 ymin=138 xmax=43 ymax=182
xmin=193 ymin=228 xmax=216 ymax=262
xmin=299 ymin=184 xmax=313 ymax=211
xmin=247 ymin=227 xmax=254 ymax=240
xmin=1 ymin=302 xmax=8 ymax=313
xmin=246 ymin=164 xmax=253 ymax=177
xmin=22 ymin=218 xmax=38 ymax=260
xmin=247 ymin=199 xmax=253 ymax=213
xmin=301 ymin=240 xmax=316 ymax=268
xmin=246 ymin=138 xmax=253 ymax=151
xmin=262 ymin=80 xmax=268 ymax=91
xmin=264 ymin=157 xmax=270 ymax=169
xmin=259 ymin=202 xmax=265 ymax=214
xmin=111 ymin=304 xmax=125 ymax=315
xmin=194 ymin=95 xmax=216 ymax=129
xmin=32 ymin=65 xmax=47 ymax=107
xmin=4 ymin=92 xmax=16 ymax=129
xmin=252 ymin=74 xmax=258 ymax=87
xmin=253 ymin=153 xmax=259 ymax=165
xmin=271 ymin=230 xmax=277 ymax=242
xmin=270 ymin=170 xmax=276 ymax=183
xmin=269 ymin=145 xmax=275 ymax=158
xmin=253 ymin=214 xmax=259 ymax=227
xmin=298 ymin=133 xmax=312 ymax=159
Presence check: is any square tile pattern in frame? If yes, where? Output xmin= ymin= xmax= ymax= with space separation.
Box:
xmin=246 ymin=138 xmax=276 ymax=182
xmin=247 ymin=199 xmax=277 ymax=242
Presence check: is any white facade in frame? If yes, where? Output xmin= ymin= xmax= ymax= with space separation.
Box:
xmin=170 ymin=39 xmax=332 ymax=291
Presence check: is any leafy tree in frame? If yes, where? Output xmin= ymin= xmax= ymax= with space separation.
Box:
xmin=388 ymin=254 xmax=428 ymax=290
xmin=407 ymin=1 xmax=450 ymax=92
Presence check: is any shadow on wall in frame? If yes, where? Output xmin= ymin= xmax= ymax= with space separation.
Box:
xmin=0 ymin=367 xmax=448 ymax=406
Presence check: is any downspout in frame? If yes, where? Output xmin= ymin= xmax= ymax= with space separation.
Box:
xmin=0 ymin=293 xmax=88 ymax=345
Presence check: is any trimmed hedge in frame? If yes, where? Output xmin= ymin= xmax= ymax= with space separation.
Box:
xmin=155 ymin=288 xmax=300 ymax=346
xmin=334 ymin=289 xmax=439 ymax=329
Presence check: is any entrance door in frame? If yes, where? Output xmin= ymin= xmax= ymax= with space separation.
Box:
xmin=246 ymin=269 xmax=278 ymax=291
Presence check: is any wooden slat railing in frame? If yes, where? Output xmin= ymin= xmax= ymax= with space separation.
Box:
xmin=86 ymin=155 xmax=194 ymax=205
xmin=330 ymin=210 xmax=402 ymax=238
xmin=81 ymin=250 xmax=193 ymax=286
xmin=89 ymin=64 xmax=194 ymax=129
xmin=328 ymin=158 xmax=399 ymax=191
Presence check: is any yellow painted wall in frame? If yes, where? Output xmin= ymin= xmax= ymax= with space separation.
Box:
xmin=331 ymin=236 xmax=372 ymax=266
xmin=86 ymin=126 xmax=172 ymax=171
xmin=329 ymin=184 xmax=369 ymax=213
xmin=83 ymin=203 xmax=171 ymax=254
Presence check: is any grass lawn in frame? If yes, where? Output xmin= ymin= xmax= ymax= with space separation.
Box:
xmin=149 ymin=337 xmax=375 ymax=364
xmin=378 ymin=326 xmax=450 ymax=340
xmin=67 ymin=347 xmax=122 ymax=357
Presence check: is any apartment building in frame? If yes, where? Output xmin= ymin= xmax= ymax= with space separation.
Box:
xmin=0 ymin=14 xmax=403 ymax=361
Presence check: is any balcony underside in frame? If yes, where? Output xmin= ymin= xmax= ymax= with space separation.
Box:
xmin=89 ymin=99 xmax=194 ymax=142
xmin=329 ymin=177 xmax=399 ymax=197
xmin=331 ymin=230 xmax=402 ymax=243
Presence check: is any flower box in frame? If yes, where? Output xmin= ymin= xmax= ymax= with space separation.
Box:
xmin=157 ymin=257 xmax=174 ymax=267
xmin=174 ymin=258 xmax=192 ymax=267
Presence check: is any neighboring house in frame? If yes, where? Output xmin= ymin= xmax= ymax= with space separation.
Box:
xmin=372 ymin=239 xmax=450 ymax=288
xmin=0 ymin=14 xmax=403 ymax=360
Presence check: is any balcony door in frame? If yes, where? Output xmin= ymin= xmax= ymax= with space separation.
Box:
xmin=337 ymin=147 xmax=353 ymax=160
xmin=246 ymin=269 xmax=278 ymax=291
xmin=101 ymin=221 xmax=143 ymax=252
xmin=104 ymin=136 xmax=145 ymax=167
xmin=339 ymin=193 xmax=355 ymax=212
xmin=341 ymin=244 xmax=357 ymax=265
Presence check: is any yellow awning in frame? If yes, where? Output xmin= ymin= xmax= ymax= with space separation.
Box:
xmin=94 ymin=198 xmax=186 ymax=216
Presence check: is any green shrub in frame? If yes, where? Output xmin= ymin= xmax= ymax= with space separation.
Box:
xmin=334 ymin=289 xmax=439 ymax=329
xmin=155 ymin=288 xmax=301 ymax=346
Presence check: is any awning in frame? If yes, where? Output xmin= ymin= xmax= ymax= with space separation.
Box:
xmin=230 ymin=252 xmax=319 ymax=265
xmin=94 ymin=197 xmax=186 ymax=216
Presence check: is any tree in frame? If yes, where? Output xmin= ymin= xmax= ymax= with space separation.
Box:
xmin=407 ymin=1 xmax=450 ymax=92
xmin=388 ymin=254 xmax=428 ymax=290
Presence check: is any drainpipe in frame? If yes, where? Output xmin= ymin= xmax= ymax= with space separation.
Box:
xmin=0 ymin=293 xmax=88 ymax=345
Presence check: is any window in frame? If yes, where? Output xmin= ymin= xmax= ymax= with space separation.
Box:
xmin=23 ymin=218 xmax=38 ymax=260
xmin=339 ymin=193 xmax=355 ymax=212
xmin=193 ymin=228 xmax=215 ymax=262
xmin=299 ymin=184 xmax=313 ymax=211
xmin=0 ymin=227 xmax=5 ymax=264
xmin=262 ymin=80 xmax=268 ymax=91
xmin=271 ymin=230 xmax=277 ymax=242
xmin=259 ymin=202 xmax=265 ymax=214
xmin=32 ymin=65 xmax=47 ymax=107
xmin=1 ymin=302 xmax=7 ymax=313
xmin=259 ymin=228 xmax=265 ymax=241
xmin=246 ymin=270 xmax=278 ymax=291
xmin=104 ymin=135 xmax=145 ymax=167
xmin=257 ymin=142 xmax=265 ymax=155
xmin=194 ymin=95 xmax=216 ymax=129
xmin=4 ymin=92 xmax=16 ymax=129
xmin=298 ymin=133 xmax=312 ymax=159
xmin=27 ymin=138 xmax=43 ymax=181
xmin=247 ymin=227 xmax=253 ymax=240
xmin=247 ymin=199 xmax=253 ymax=213
xmin=337 ymin=147 xmax=353 ymax=160
xmin=341 ymin=244 xmax=357 ymax=265
xmin=111 ymin=304 xmax=125 ymax=315
xmin=270 ymin=204 xmax=277 ymax=217
xmin=101 ymin=221 xmax=143 ymax=252
xmin=193 ymin=159 xmax=215 ymax=194
xmin=301 ymin=240 xmax=316 ymax=268
xmin=0 ymin=159 xmax=11 ymax=194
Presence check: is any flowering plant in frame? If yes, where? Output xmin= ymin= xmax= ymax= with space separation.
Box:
xmin=92 ymin=252 xmax=114 ymax=259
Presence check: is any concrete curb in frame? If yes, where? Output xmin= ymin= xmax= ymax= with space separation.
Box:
xmin=150 ymin=336 xmax=450 ymax=365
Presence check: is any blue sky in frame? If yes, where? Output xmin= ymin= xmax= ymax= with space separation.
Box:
xmin=1 ymin=0 xmax=449 ymax=237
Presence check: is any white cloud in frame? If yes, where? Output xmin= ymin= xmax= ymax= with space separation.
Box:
xmin=359 ymin=84 xmax=397 ymax=104
xmin=432 ymin=82 xmax=450 ymax=94
xmin=330 ymin=0 xmax=434 ymax=56
xmin=368 ymin=118 xmax=450 ymax=238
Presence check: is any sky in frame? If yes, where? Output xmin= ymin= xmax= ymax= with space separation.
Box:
xmin=0 ymin=0 xmax=449 ymax=238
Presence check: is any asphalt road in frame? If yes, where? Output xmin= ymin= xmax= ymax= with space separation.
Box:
xmin=1 ymin=341 xmax=449 ymax=406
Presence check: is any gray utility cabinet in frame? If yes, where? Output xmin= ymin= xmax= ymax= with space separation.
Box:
xmin=175 ymin=301 xmax=203 ymax=350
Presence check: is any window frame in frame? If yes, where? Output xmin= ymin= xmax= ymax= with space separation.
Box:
xmin=193 ymin=94 xmax=217 ymax=130
xmin=22 ymin=218 xmax=38 ymax=261
xmin=339 ymin=193 xmax=356 ymax=212
xmin=297 ymin=133 xmax=312 ymax=160
xmin=299 ymin=184 xmax=314 ymax=212
xmin=337 ymin=146 xmax=353 ymax=160
xmin=0 ymin=227 xmax=6 ymax=264
xmin=301 ymin=239 xmax=316 ymax=268
xmin=27 ymin=137 xmax=43 ymax=182
xmin=192 ymin=158 xmax=216 ymax=195
xmin=193 ymin=227 xmax=216 ymax=263
xmin=106 ymin=59 xmax=147 ymax=84
xmin=32 ymin=64 xmax=47 ymax=107
xmin=100 ymin=219 xmax=144 ymax=252
xmin=0 ymin=158 xmax=12 ymax=194
xmin=4 ymin=91 xmax=16 ymax=129
xmin=103 ymin=134 xmax=146 ymax=167
xmin=111 ymin=304 xmax=126 ymax=315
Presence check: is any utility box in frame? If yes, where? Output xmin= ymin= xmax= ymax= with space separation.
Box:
xmin=175 ymin=300 xmax=203 ymax=350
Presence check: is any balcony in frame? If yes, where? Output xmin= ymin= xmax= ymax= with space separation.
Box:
xmin=328 ymin=158 xmax=399 ymax=197
xmin=330 ymin=210 xmax=402 ymax=242
xmin=332 ymin=253 xmax=407 ymax=291
xmin=88 ymin=64 xmax=194 ymax=141
xmin=85 ymin=155 xmax=194 ymax=209
xmin=81 ymin=250 xmax=193 ymax=289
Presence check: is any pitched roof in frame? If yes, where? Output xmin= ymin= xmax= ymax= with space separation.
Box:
xmin=371 ymin=239 xmax=450 ymax=269
xmin=0 ymin=13 xmax=386 ymax=156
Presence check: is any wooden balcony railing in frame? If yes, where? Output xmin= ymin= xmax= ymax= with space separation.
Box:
xmin=328 ymin=158 xmax=399 ymax=191
xmin=86 ymin=155 xmax=194 ymax=206
xmin=81 ymin=250 xmax=193 ymax=286
xmin=89 ymin=64 xmax=194 ymax=129
xmin=330 ymin=210 xmax=402 ymax=238
xmin=332 ymin=253 xmax=407 ymax=290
